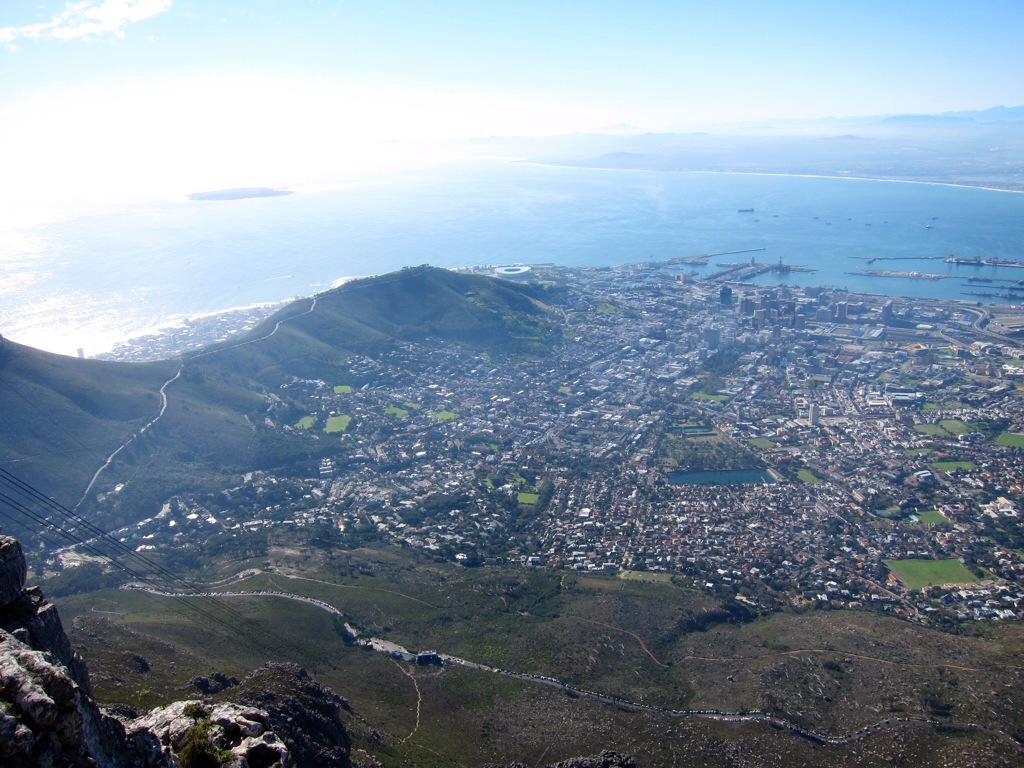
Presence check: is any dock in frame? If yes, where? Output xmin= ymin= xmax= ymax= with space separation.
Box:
xmin=851 ymin=255 xmax=948 ymax=262
xmin=848 ymin=270 xmax=951 ymax=281
xmin=947 ymin=256 xmax=1024 ymax=269
xmin=710 ymin=260 xmax=816 ymax=281
xmin=962 ymin=291 xmax=1024 ymax=301
xmin=664 ymin=247 xmax=766 ymax=267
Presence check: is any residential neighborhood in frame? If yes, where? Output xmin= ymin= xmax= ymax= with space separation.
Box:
xmin=86 ymin=261 xmax=1024 ymax=626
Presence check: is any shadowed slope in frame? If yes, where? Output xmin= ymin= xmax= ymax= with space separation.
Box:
xmin=0 ymin=337 xmax=177 ymax=514
xmin=0 ymin=268 xmax=563 ymax=538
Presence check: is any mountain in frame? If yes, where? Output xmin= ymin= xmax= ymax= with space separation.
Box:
xmin=0 ymin=267 xmax=563 ymax=538
xmin=0 ymin=534 xmax=353 ymax=767
xmin=204 ymin=265 xmax=561 ymax=382
xmin=458 ymin=106 xmax=1024 ymax=191
xmin=931 ymin=105 xmax=1024 ymax=123
xmin=0 ymin=337 xmax=178 ymax=510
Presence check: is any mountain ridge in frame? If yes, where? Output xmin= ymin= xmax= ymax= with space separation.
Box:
xmin=0 ymin=267 xmax=563 ymax=538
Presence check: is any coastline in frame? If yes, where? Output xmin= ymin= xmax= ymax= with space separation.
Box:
xmin=93 ymin=301 xmax=287 ymax=362
xmin=518 ymin=160 xmax=1024 ymax=195
xmin=94 ymin=276 xmax=368 ymax=362
xmin=5 ymin=162 xmax=1024 ymax=359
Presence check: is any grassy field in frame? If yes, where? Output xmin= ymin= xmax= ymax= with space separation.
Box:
xmin=938 ymin=419 xmax=973 ymax=435
xmin=324 ymin=415 xmax=352 ymax=433
xmin=931 ymin=461 xmax=978 ymax=472
xmin=333 ymin=385 xmax=353 ymax=394
xmin=923 ymin=401 xmax=963 ymax=412
xmin=294 ymin=415 xmax=316 ymax=429
xmin=402 ymin=401 xmax=423 ymax=410
xmin=619 ymin=570 xmax=673 ymax=583
xmin=912 ymin=510 xmax=950 ymax=525
xmin=55 ymin=543 xmax=1024 ymax=768
xmin=748 ymin=437 xmax=777 ymax=450
xmin=384 ymin=405 xmax=409 ymax=418
xmin=797 ymin=469 xmax=822 ymax=484
xmin=914 ymin=419 xmax=974 ymax=438
xmin=516 ymin=492 xmax=540 ymax=504
xmin=675 ymin=426 xmax=717 ymax=438
xmin=885 ymin=558 xmax=981 ymax=589
xmin=994 ymin=432 xmax=1024 ymax=448
xmin=430 ymin=410 xmax=458 ymax=421
xmin=691 ymin=392 xmax=727 ymax=402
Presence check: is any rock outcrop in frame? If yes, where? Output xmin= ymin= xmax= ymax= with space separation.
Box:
xmin=127 ymin=700 xmax=291 ymax=767
xmin=225 ymin=663 xmax=353 ymax=768
xmin=490 ymin=751 xmax=637 ymax=768
xmin=0 ymin=536 xmax=26 ymax=606
xmin=0 ymin=535 xmax=143 ymax=767
xmin=189 ymin=671 xmax=241 ymax=695
xmin=0 ymin=534 xmax=353 ymax=767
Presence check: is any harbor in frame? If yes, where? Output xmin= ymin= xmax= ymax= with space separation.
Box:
xmin=665 ymin=247 xmax=767 ymax=267
xmin=711 ymin=257 xmax=817 ymax=281
xmin=947 ymin=256 xmax=1024 ymax=269
xmin=848 ymin=269 xmax=952 ymax=281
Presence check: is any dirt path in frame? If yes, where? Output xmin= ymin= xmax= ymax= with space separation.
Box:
xmin=74 ymin=296 xmax=318 ymax=511
xmin=392 ymin=659 xmax=423 ymax=744
xmin=122 ymin=585 xmax=1023 ymax=753
xmin=578 ymin=617 xmax=667 ymax=667
xmin=274 ymin=572 xmax=438 ymax=608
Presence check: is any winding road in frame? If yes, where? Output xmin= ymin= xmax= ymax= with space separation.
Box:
xmin=122 ymin=585 xmax=1024 ymax=753
xmin=73 ymin=296 xmax=318 ymax=512
xmin=75 ymin=264 xmax=441 ymax=513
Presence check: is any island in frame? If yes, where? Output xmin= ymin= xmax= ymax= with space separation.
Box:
xmin=187 ymin=187 xmax=294 ymax=201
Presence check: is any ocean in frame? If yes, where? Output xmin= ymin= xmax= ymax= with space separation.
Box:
xmin=3 ymin=159 xmax=1024 ymax=357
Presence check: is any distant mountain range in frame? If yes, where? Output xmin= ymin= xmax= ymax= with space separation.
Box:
xmin=461 ymin=105 xmax=1024 ymax=191
xmin=888 ymin=105 xmax=1024 ymax=124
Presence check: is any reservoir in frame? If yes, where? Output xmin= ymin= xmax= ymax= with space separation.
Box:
xmin=667 ymin=468 xmax=775 ymax=485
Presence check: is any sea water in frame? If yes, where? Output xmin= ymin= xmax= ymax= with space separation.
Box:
xmin=3 ymin=159 xmax=1024 ymax=356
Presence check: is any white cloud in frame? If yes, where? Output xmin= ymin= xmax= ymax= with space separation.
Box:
xmin=0 ymin=0 xmax=172 ymax=44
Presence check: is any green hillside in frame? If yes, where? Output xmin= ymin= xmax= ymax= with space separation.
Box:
xmin=0 ymin=336 xmax=177 ymax=514
xmin=203 ymin=266 xmax=561 ymax=383
xmin=0 ymin=267 xmax=562 ymax=540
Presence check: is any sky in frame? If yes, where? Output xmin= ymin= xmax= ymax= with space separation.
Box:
xmin=1 ymin=0 xmax=1024 ymax=217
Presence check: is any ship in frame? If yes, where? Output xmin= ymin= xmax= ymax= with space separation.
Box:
xmin=738 ymin=208 xmax=755 ymax=213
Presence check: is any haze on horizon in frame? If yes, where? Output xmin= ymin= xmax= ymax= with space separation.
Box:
xmin=1 ymin=0 xmax=1023 ymax=219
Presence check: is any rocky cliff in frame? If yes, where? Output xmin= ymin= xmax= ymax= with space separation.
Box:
xmin=1 ymin=536 xmax=149 ymax=766
xmin=0 ymin=534 xmax=352 ymax=767
xmin=490 ymin=751 xmax=637 ymax=768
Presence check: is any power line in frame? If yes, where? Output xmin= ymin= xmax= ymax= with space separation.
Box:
xmin=0 ymin=273 xmax=435 ymax=659
xmin=0 ymin=478 xmax=292 ymax=658
xmin=0 ymin=469 xmax=296 ymax=652
xmin=0 ymin=490 xmax=277 ymax=651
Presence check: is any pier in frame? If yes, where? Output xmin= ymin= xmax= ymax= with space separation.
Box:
xmin=664 ymin=247 xmax=766 ymax=267
xmin=851 ymin=255 xmax=948 ymax=263
xmin=947 ymin=256 xmax=1024 ymax=269
xmin=848 ymin=269 xmax=951 ymax=281
xmin=710 ymin=259 xmax=816 ymax=281
xmin=962 ymin=291 xmax=1024 ymax=301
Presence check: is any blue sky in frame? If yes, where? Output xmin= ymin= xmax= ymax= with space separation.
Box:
xmin=1 ymin=0 xmax=1023 ymax=212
